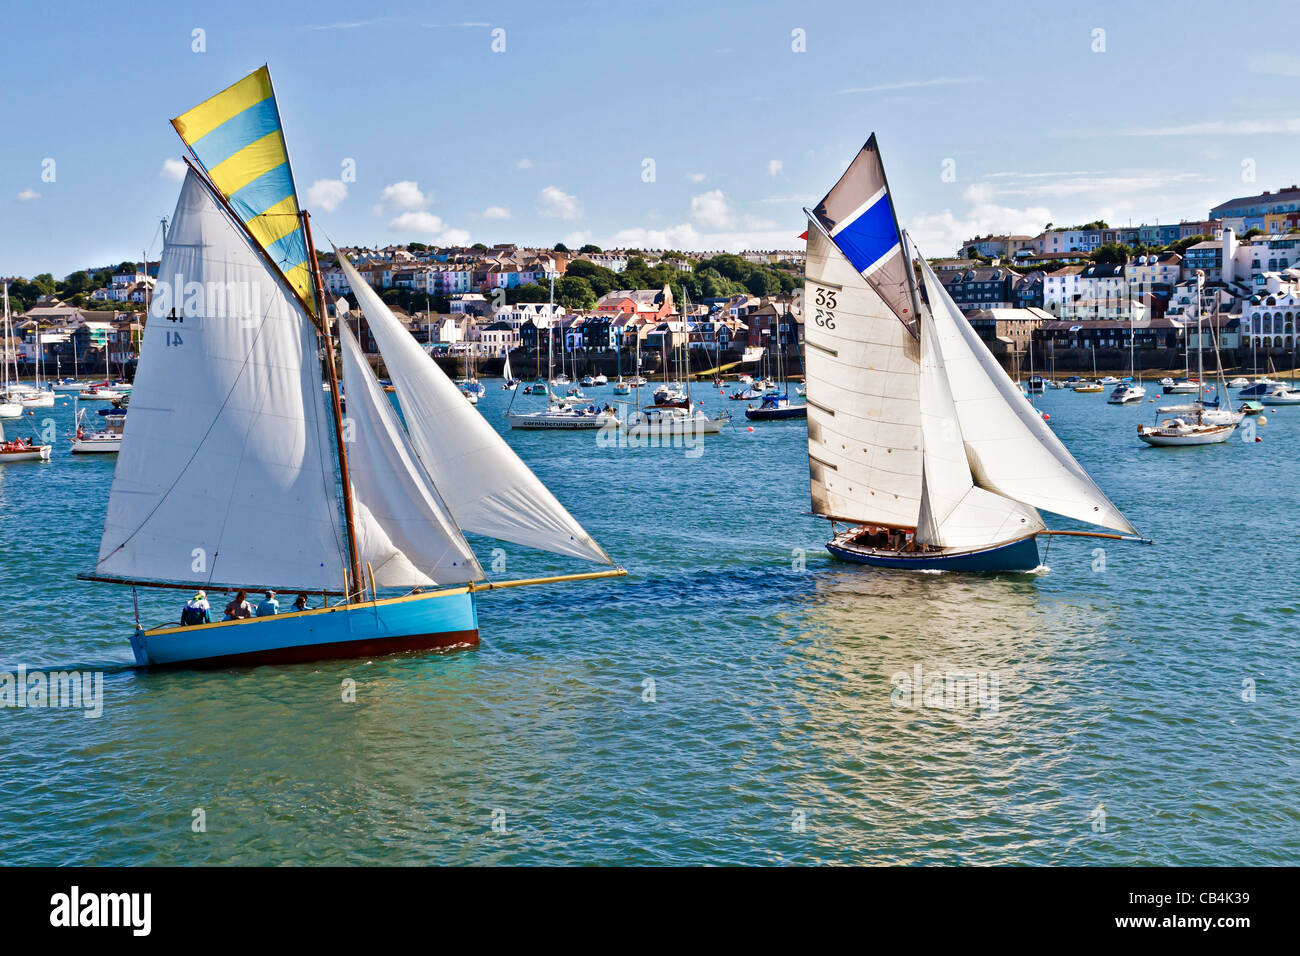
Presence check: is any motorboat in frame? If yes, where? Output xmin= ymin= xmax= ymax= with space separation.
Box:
xmin=1239 ymin=380 xmax=1288 ymax=400
xmin=0 ymin=435 xmax=51 ymax=461
xmin=1162 ymin=379 xmax=1199 ymax=394
xmin=505 ymin=400 xmax=618 ymax=430
xmin=70 ymin=405 xmax=126 ymax=453
xmin=1260 ymin=385 xmax=1300 ymax=405
xmin=592 ymin=374 xmax=608 ymax=386
xmin=1107 ymin=382 xmax=1146 ymax=404
xmin=78 ymin=384 xmax=124 ymax=400
xmin=1073 ymin=381 xmax=1103 ymax=393
xmin=745 ymin=392 xmax=807 ymax=421
xmin=622 ymin=402 xmax=729 ymax=436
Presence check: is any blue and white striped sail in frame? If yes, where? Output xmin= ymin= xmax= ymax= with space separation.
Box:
xmin=811 ymin=134 xmax=917 ymax=333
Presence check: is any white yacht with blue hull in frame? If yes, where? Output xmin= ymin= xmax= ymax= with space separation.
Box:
xmin=802 ymin=135 xmax=1144 ymax=574
xmin=86 ymin=67 xmax=624 ymax=669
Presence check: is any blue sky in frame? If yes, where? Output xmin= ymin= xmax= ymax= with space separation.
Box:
xmin=4 ymin=0 xmax=1300 ymax=278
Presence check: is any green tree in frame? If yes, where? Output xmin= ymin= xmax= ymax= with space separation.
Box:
xmin=579 ymin=244 xmax=602 ymax=254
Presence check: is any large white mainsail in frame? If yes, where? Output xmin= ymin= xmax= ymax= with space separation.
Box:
xmin=804 ymin=217 xmax=922 ymax=528
xmin=338 ymin=321 xmax=482 ymax=587
xmin=96 ymin=169 xmax=349 ymax=591
xmin=914 ymin=286 xmax=1045 ymax=549
xmin=916 ymin=254 xmax=1137 ymax=534
xmin=335 ymin=250 xmax=612 ymax=565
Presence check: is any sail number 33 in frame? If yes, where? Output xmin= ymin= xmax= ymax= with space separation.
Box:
xmin=812 ymin=286 xmax=837 ymax=329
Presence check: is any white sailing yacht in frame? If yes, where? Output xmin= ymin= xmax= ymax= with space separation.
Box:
xmin=0 ymin=285 xmax=26 ymax=419
xmin=624 ymin=290 xmax=730 ymax=436
xmin=83 ymin=67 xmax=624 ymax=668
xmin=804 ymin=135 xmax=1144 ymax=572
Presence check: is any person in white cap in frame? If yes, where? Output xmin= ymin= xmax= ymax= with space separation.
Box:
xmin=180 ymin=590 xmax=210 ymax=627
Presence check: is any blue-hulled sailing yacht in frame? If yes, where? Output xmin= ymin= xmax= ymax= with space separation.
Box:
xmin=803 ymin=135 xmax=1146 ymax=572
xmin=82 ymin=67 xmax=623 ymax=667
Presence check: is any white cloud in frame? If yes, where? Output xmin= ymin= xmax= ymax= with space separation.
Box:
xmin=516 ymin=158 xmax=533 ymax=169
xmin=1070 ymin=117 xmax=1300 ymax=138
xmin=612 ymin=224 xmax=702 ymax=248
xmin=306 ymin=178 xmax=348 ymax=212
xmin=836 ymin=77 xmax=980 ymax=95
xmin=388 ymin=210 xmax=469 ymax=245
xmin=538 ymin=185 xmax=582 ymax=220
xmin=16 ymin=188 xmax=40 ymax=201
xmin=907 ymin=184 xmax=1051 ymax=258
xmin=689 ymin=189 xmax=736 ymax=229
xmin=482 ymin=205 xmax=511 ymax=220
xmin=160 ymin=158 xmax=187 ymax=182
xmin=687 ymin=172 xmax=707 ymax=183
xmin=767 ymin=160 xmax=783 ymax=178
xmin=563 ymin=230 xmax=592 ymax=247
xmin=375 ymin=180 xmax=428 ymax=213
xmin=1247 ymin=52 xmax=1300 ymax=77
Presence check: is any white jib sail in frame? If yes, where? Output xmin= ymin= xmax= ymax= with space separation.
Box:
xmin=335 ymin=250 xmax=612 ymax=565
xmin=96 ymin=169 xmax=348 ymax=591
xmin=338 ymin=321 xmax=482 ymax=587
xmin=915 ymin=296 xmax=1045 ymax=550
xmin=502 ymin=351 xmax=512 ymax=381
xmin=804 ymin=216 xmax=923 ymax=528
xmin=917 ymin=255 xmax=1137 ymax=535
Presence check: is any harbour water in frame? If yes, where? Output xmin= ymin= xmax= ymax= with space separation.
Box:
xmin=1 ymin=385 xmax=1297 ymax=865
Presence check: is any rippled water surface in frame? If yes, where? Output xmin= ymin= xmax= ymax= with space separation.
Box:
xmin=1 ymin=384 xmax=1297 ymax=865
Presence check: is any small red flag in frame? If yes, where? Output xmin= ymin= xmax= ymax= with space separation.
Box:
xmin=798 ymin=230 xmax=808 ymax=240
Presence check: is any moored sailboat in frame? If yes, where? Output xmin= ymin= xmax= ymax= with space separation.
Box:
xmin=82 ymin=67 xmax=624 ymax=668
xmin=803 ymin=136 xmax=1145 ymax=573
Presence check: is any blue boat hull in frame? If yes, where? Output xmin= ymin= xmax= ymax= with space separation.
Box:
xmin=133 ymin=588 xmax=479 ymax=668
xmin=827 ymin=535 xmax=1041 ymax=573
xmin=745 ymin=404 xmax=808 ymax=421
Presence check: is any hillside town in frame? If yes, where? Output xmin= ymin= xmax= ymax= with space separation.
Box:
xmin=5 ymin=185 xmax=1300 ymax=377
xmin=942 ymin=184 xmax=1300 ymax=367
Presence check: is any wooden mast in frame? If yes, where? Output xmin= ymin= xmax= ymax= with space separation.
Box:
xmin=302 ymin=210 xmax=364 ymax=603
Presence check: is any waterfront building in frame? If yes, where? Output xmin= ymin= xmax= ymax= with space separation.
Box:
xmin=966 ymin=307 xmax=1051 ymax=358
xmin=939 ymin=266 xmax=1018 ymax=313
xmin=1211 ymin=185 xmax=1300 ymax=221
xmin=1243 ymin=273 xmax=1300 ymax=348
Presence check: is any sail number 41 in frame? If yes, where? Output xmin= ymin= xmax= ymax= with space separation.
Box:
xmin=812 ymin=286 xmax=837 ymax=329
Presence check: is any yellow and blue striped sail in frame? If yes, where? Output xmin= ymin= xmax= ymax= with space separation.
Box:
xmin=171 ymin=66 xmax=315 ymax=310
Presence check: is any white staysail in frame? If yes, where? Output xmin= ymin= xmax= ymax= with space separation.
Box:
xmin=335 ymin=250 xmax=612 ymax=565
xmin=917 ymin=255 xmax=1136 ymax=534
xmin=96 ymin=169 xmax=349 ymax=591
xmin=502 ymin=351 xmax=513 ymax=381
xmin=338 ymin=321 xmax=482 ymax=587
xmin=804 ymin=217 xmax=922 ymax=528
xmin=915 ymin=292 xmax=1045 ymax=550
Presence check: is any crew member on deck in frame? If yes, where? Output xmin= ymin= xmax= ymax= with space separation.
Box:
xmin=256 ymin=591 xmax=279 ymax=617
xmin=224 ymin=590 xmax=253 ymax=620
xmin=180 ymin=591 xmax=210 ymax=627
xmin=292 ymin=593 xmax=309 ymax=613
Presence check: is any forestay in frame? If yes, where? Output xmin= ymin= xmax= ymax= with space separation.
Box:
xmin=96 ymin=169 xmax=349 ymax=591
xmin=335 ymin=250 xmax=612 ymax=564
xmin=337 ymin=321 xmax=482 ymax=587
xmin=917 ymin=255 xmax=1137 ymax=534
